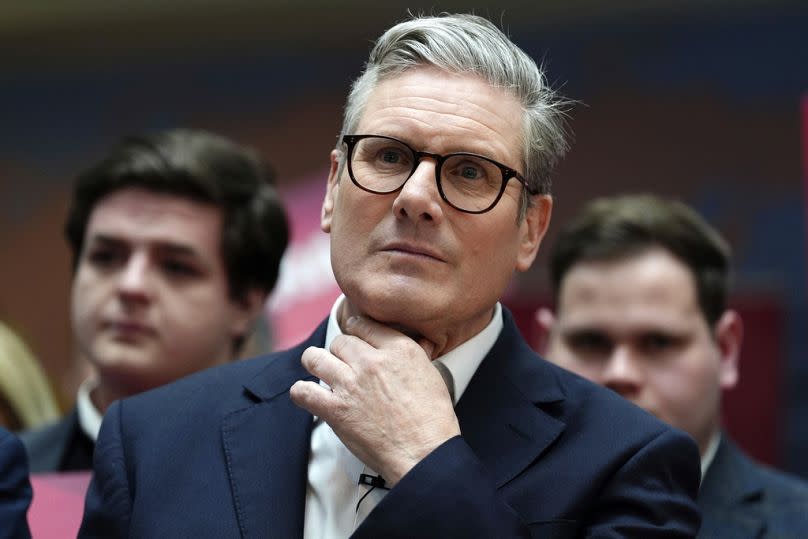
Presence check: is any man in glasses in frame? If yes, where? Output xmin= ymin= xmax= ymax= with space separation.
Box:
xmin=81 ymin=14 xmax=701 ymax=537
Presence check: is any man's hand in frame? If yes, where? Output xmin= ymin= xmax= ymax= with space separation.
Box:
xmin=289 ymin=316 xmax=460 ymax=486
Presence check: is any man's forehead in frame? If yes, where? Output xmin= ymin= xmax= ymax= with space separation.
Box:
xmin=556 ymin=290 xmax=704 ymax=340
xmin=357 ymin=67 xmax=523 ymax=160
xmin=86 ymin=188 xmax=222 ymax=251
xmin=557 ymin=259 xmax=703 ymax=329
xmin=560 ymin=251 xmax=698 ymax=305
xmin=90 ymin=189 xmax=218 ymax=225
xmin=559 ymin=314 xmax=693 ymax=337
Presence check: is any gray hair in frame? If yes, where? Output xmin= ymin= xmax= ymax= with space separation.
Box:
xmin=337 ymin=13 xmax=570 ymax=215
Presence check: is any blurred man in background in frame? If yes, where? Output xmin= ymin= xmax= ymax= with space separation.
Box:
xmin=22 ymin=128 xmax=288 ymax=472
xmin=537 ymin=193 xmax=808 ymax=537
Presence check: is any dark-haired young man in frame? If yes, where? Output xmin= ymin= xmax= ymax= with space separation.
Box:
xmin=22 ymin=129 xmax=288 ymax=472
xmin=538 ymin=194 xmax=808 ymax=538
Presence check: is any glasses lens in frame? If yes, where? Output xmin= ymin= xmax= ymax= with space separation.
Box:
xmin=350 ymin=137 xmax=414 ymax=193
xmin=441 ymin=154 xmax=503 ymax=212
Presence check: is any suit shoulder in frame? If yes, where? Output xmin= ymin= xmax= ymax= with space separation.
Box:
xmin=0 ymin=428 xmax=25 ymax=456
xmin=750 ymin=459 xmax=808 ymax=504
xmin=547 ymin=358 xmax=676 ymax=440
xmin=121 ymin=318 xmax=327 ymax=417
xmin=121 ymin=351 xmax=280 ymax=415
xmin=19 ymin=413 xmax=75 ymax=445
xmin=0 ymin=428 xmax=29 ymax=485
xmin=714 ymin=439 xmax=808 ymax=504
xmin=18 ymin=413 xmax=77 ymax=468
xmin=701 ymin=440 xmax=808 ymax=534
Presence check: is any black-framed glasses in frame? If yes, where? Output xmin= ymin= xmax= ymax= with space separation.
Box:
xmin=341 ymin=134 xmax=536 ymax=214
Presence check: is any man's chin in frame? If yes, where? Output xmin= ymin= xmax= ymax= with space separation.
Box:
xmin=91 ymin=343 xmax=157 ymax=370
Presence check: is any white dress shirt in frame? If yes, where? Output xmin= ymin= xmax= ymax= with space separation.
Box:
xmin=76 ymin=378 xmax=104 ymax=442
xmin=700 ymin=430 xmax=721 ymax=483
xmin=303 ymin=295 xmax=503 ymax=539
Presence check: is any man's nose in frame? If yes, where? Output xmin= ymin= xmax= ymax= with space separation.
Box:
xmin=117 ymin=252 xmax=151 ymax=301
xmin=602 ymin=347 xmax=643 ymax=399
xmin=391 ymin=159 xmax=444 ymax=223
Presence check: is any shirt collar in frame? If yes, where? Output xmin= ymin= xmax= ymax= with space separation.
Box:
xmin=700 ymin=430 xmax=721 ymax=480
xmin=76 ymin=378 xmax=104 ymax=442
xmin=325 ymin=294 xmax=502 ymax=405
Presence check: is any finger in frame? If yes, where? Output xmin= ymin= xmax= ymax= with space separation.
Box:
xmin=289 ymin=380 xmax=337 ymax=419
xmin=301 ymin=346 xmax=353 ymax=387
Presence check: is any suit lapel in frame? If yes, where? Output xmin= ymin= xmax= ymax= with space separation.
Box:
xmin=456 ymin=310 xmax=566 ymax=487
xmin=218 ymin=312 xmax=566 ymax=534
xmin=221 ymin=321 xmax=327 ymax=539
xmin=698 ymin=436 xmax=766 ymax=538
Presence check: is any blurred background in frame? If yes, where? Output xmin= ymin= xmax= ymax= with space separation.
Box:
xmin=1 ymin=0 xmax=806 ymax=476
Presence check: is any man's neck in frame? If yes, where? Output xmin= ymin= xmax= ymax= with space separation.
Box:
xmin=338 ymin=298 xmax=495 ymax=359
xmin=90 ymin=381 xmax=128 ymax=415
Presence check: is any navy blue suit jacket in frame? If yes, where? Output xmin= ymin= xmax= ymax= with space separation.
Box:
xmin=698 ymin=436 xmax=808 ymax=538
xmin=0 ymin=427 xmax=32 ymax=539
xmin=80 ymin=310 xmax=701 ymax=538
xmin=21 ymin=408 xmax=95 ymax=472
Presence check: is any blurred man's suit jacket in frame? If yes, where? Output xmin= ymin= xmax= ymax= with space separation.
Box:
xmin=699 ymin=436 xmax=808 ymax=538
xmin=21 ymin=409 xmax=94 ymax=472
xmin=0 ymin=427 xmax=33 ymax=538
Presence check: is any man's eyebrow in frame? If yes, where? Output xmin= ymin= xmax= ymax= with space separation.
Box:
xmin=86 ymin=233 xmax=124 ymax=245
xmin=87 ymin=235 xmax=202 ymax=258
xmin=561 ymin=326 xmax=604 ymax=336
xmin=154 ymin=243 xmax=202 ymax=259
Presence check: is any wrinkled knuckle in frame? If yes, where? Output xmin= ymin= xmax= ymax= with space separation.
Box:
xmin=363 ymin=355 xmax=383 ymax=377
xmin=302 ymin=349 xmax=319 ymax=372
xmin=289 ymin=381 xmax=308 ymax=402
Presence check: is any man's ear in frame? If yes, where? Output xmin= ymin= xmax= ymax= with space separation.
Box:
xmin=714 ymin=309 xmax=743 ymax=391
xmin=516 ymin=195 xmax=552 ymax=272
xmin=321 ymin=149 xmax=341 ymax=233
xmin=534 ymin=307 xmax=557 ymax=356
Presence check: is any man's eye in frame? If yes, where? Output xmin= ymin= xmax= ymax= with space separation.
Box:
xmin=459 ymin=164 xmax=482 ymax=179
xmin=639 ymin=333 xmax=676 ymax=353
xmin=87 ymin=248 xmax=124 ymax=268
xmin=373 ymin=147 xmax=410 ymax=169
xmin=380 ymin=150 xmax=402 ymax=164
xmin=566 ymin=332 xmax=612 ymax=356
xmin=447 ymin=159 xmax=487 ymax=181
xmin=161 ymin=260 xmax=199 ymax=277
